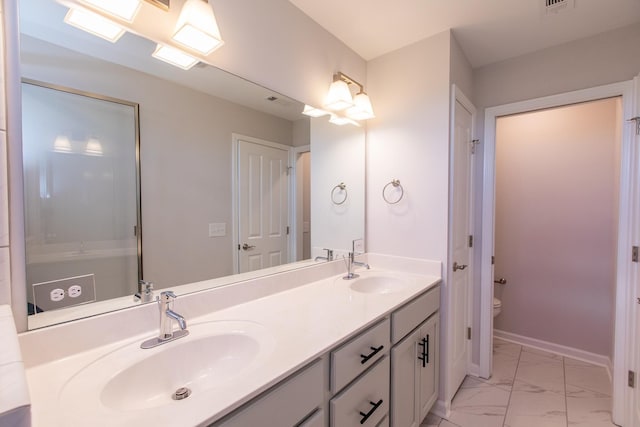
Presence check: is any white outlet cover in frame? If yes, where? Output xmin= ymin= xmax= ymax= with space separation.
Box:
xmin=68 ymin=285 xmax=82 ymax=298
xmin=50 ymin=288 xmax=65 ymax=302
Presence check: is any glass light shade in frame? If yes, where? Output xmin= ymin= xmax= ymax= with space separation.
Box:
xmin=64 ymin=8 xmax=126 ymax=43
xmin=85 ymin=138 xmax=104 ymax=156
xmin=324 ymin=80 xmax=353 ymax=111
xmin=53 ymin=136 xmax=72 ymax=153
xmin=347 ymin=92 xmax=375 ymax=120
xmin=152 ymin=44 xmax=199 ymax=70
xmin=329 ymin=114 xmax=360 ymax=127
xmin=302 ymin=105 xmax=330 ymax=118
xmin=81 ymin=0 xmax=142 ymax=22
xmin=172 ymin=0 xmax=224 ymax=55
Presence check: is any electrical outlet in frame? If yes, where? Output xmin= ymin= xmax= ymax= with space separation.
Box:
xmin=50 ymin=288 xmax=65 ymax=302
xmin=68 ymin=285 xmax=82 ymax=298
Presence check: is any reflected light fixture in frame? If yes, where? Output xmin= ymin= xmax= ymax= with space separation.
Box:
xmin=329 ymin=114 xmax=360 ymax=127
xmin=348 ymin=91 xmax=375 ymax=120
xmin=152 ymin=44 xmax=199 ymax=70
xmin=64 ymin=7 xmax=126 ymax=42
xmin=85 ymin=138 xmax=104 ymax=156
xmin=53 ymin=135 xmax=72 ymax=153
xmin=81 ymin=0 xmax=142 ymax=22
xmin=302 ymin=105 xmax=330 ymax=118
xmin=172 ymin=0 xmax=224 ymax=55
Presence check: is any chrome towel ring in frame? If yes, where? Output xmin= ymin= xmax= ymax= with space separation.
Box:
xmin=382 ymin=179 xmax=404 ymax=204
xmin=331 ymin=182 xmax=348 ymax=205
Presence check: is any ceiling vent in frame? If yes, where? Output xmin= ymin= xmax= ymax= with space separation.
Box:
xmin=543 ymin=0 xmax=574 ymax=14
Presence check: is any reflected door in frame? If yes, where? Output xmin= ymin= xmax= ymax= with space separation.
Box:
xmin=237 ymin=138 xmax=289 ymax=273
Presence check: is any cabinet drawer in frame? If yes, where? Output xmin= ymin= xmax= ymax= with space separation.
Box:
xmin=392 ymin=285 xmax=440 ymax=343
xmin=213 ymin=360 xmax=323 ymax=427
xmin=331 ymin=318 xmax=390 ymax=393
xmin=330 ymin=356 xmax=390 ymax=427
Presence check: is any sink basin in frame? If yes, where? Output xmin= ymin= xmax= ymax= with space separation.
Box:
xmin=59 ymin=320 xmax=275 ymax=416
xmin=349 ymin=272 xmax=412 ymax=294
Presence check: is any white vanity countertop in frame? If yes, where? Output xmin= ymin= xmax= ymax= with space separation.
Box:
xmin=24 ymin=260 xmax=441 ymax=426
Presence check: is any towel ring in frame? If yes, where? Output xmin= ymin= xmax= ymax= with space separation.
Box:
xmin=331 ymin=182 xmax=348 ymax=205
xmin=382 ymin=179 xmax=404 ymax=204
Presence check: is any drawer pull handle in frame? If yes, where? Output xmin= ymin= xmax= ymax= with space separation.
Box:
xmin=359 ymin=399 xmax=383 ymax=424
xmin=360 ymin=345 xmax=384 ymax=364
xmin=417 ymin=335 xmax=430 ymax=368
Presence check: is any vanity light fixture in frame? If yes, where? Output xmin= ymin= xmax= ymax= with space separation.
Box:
xmin=172 ymin=0 xmax=224 ymax=55
xmin=80 ymin=0 xmax=142 ymax=22
xmin=324 ymin=76 xmax=354 ymax=111
xmin=152 ymin=44 xmax=199 ymax=70
xmin=64 ymin=7 xmax=127 ymax=42
xmin=302 ymin=105 xmax=330 ymax=118
xmin=323 ymin=72 xmax=375 ymax=120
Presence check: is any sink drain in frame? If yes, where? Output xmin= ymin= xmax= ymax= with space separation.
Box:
xmin=172 ymin=387 xmax=192 ymax=401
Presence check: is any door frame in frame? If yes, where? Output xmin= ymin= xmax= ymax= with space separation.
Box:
xmin=289 ymin=145 xmax=310 ymax=263
xmin=479 ymin=80 xmax=636 ymax=424
xmin=231 ymin=133 xmax=294 ymax=274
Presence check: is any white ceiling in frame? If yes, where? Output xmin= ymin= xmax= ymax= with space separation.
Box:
xmin=288 ymin=0 xmax=640 ymax=67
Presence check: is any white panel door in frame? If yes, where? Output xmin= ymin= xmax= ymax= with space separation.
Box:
xmin=238 ymin=139 xmax=289 ymax=273
xmin=449 ymin=99 xmax=473 ymax=395
xmin=632 ymin=74 xmax=640 ymax=427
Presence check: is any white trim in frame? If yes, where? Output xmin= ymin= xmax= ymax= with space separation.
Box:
xmin=494 ymin=329 xmax=612 ymax=371
xmin=231 ymin=133 xmax=293 ymax=274
xmin=444 ymin=84 xmax=477 ymax=405
xmin=480 ymin=80 xmax=635 ymax=424
xmin=289 ymin=145 xmax=310 ymax=263
xmin=431 ymin=399 xmax=450 ymax=420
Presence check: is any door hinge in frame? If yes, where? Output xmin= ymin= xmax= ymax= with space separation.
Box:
xmin=286 ymin=226 xmax=290 ymax=235
xmin=467 ymin=327 xmax=471 ymax=340
xmin=491 ymin=256 xmax=495 ymax=265
xmin=237 ymin=244 xmax=240 ymax=251
xmin=470 ymin=139 xmax=480 ymax=154
xmin=468 ymin=235 xmax=473 ymax=248
xmin=629 ymin=116 xmax=640 ymax=136
xmin=633 ymin=246 xmax=639 ymax=263
xmin=134 ymin=225 xmax=137 ymax=236
xmin=629 ymin=370 xmax=636 ymax=388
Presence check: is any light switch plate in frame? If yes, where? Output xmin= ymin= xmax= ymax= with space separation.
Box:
xmin=208 ymin=222 xmax=226 ymax=237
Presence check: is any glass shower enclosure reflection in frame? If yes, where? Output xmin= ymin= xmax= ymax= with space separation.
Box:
xmin=21 ymin=81 xmax=141 ymax=315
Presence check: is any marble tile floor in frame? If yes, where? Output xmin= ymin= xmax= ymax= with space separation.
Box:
xmin=422 ymin=338 xmax=617 ymax=427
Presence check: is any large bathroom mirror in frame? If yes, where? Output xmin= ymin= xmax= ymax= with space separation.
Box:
xmin=19 ymin=0 xmax=365 ymax=329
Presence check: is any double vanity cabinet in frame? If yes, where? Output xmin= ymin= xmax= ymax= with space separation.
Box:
xmin=212 ymin=284 xmax=440 ymax=427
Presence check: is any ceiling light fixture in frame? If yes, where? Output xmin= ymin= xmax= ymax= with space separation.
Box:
xmin=323 ymin=72 xmax=375 ymax=120
xmin=81 ymin=0 xmax=142 ymax=22
xmin=152 ymin=44 xmax=199 ymax=70
xmin=64 ymin=7 xmax=126 ymax=42
xmin=172 ymin=0 xmax=224 ymax=55
xmin=329 ymin=114 xmax=360 ymax=127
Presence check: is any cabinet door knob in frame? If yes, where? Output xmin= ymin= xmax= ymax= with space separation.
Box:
xmin=417 ymin=335 xmax=430 ymax=367
xmin=359 ymin=399 xmax=383 ymax=424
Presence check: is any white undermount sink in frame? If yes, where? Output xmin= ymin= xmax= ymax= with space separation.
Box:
xmin=58 ymin=320 xmax=275 ymax=421
xmin=349 ymin=271 xmax=412 ymax=294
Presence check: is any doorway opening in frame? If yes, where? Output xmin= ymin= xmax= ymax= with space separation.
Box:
xmin=479 ymin=80 xmax=636 ymax=425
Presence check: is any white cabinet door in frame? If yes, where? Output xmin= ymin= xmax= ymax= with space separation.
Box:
xmin=390 ymin=327 xmax=421 ymax=427
xmin=418 ymin=314 xmax=439 ymax=421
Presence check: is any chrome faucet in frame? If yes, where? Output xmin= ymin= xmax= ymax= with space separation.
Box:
xmin=314 ymin=248 xmax=334 ymax=262
xmin=134 ymin=280 xmax=154 ymax=303
xmin=141 ymin=291 xmax=189 ymax=349
xmin=343 ymin=239 xmax=370 ymax=280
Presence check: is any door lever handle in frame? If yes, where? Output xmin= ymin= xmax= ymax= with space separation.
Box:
xmin=241 ymin=243 xmax=256 ymax=251
xmin=494 ymin=278 xmax=507 ymax=285
xmin=452 ymin=262 xmax=468 ymax=272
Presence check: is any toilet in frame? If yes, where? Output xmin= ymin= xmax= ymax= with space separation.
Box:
xmin=493 ymin=297 xmax=502 ymax=317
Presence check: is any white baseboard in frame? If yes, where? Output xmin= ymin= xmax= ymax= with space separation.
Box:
xmin=494 ymin=329 xmax=612 ymax=374
xmin=468 ymin=362 xmax=481 ymax=378
xmin=431 ymin=399 xmax=450 ymax=419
